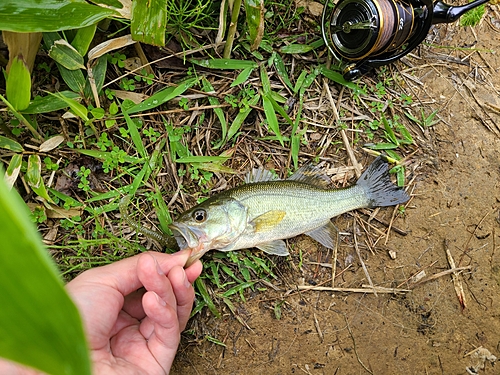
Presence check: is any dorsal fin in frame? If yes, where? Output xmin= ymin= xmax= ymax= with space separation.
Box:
xmin=287 ymin=164 xmax=331 ymax=188
xmin=245 ymin=167 xmax=279 ymax=183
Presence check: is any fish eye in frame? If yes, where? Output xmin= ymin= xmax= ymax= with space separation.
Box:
xmin=192 ymin=209 xmax=207 ymax=223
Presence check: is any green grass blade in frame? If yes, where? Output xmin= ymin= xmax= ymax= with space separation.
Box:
xmin=0 ymin=176 xmax=91 ymax=375
xmin=175 ymin=155 xmax=231 ymax=164
xmin=22 ymin=91 xmax=80 ymax=114
xmin=131 ymin=0 xmax=166 ymax=46
xmin=48 ymin=92 xmax=88 ymax=121
xmin=153 ymin=184 xmax=173 ymax=236
xmin=244 ymin=0 xmax=264 ymax=51
xmin=123 ymin=110 xmax=147 ymax=159
xmin=0 ymin=94 xmax=43 ymax=140
xmin=201 ymin=78 xmax=227 ymax=149
xmin=76 ymin=149 xmax=143 ymax=164
xmin=319 ymin=65 xmax=365 ymax=95
xmin=262 ymin=93 xmax=283 ymax=146
xmin=226 ymin=93 xmax=260 ymax=141
xmin=125 ymin=77 xmax=198 ymax=115
xmin=273 ymin=53 xmax=293 ymax=90
xmin=231 ymin=67 xmax=254 ymax=87
xmin=195 ymin=277 xmax=221 ymax=318
xmin=190 ymin=58 xmax=258 ymax=70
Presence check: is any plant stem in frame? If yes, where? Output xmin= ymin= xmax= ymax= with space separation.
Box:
xmin=223 ymin=0 xmax=242 ymax=58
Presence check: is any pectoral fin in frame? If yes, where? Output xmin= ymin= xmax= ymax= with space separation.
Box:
xmin=256 ymin=240 xmax=289 ymax=256
xmin=251 ymin=210 xmax=286 ymax=232
xmin=305 ymin=221 xmax=339 ymax=249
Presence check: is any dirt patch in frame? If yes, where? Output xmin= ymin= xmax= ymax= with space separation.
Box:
xmin=171 ymin=15 xmax=500 ymax=375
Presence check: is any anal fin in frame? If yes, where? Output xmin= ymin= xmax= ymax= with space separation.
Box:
xmin=305 ymin=221 xmax=338 ymax=249
xmin=256 ymin=240 xmax=289 ymax=256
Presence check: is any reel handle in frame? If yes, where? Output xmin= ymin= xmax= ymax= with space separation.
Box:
xmin=432 ymin=0 xmax=490 ymax=24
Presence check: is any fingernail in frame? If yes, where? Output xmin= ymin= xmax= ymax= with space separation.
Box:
xmin=154 ymin=292 xmax=167 ymax=306
xmin=151 ymin=255 xmax=164 ymax=275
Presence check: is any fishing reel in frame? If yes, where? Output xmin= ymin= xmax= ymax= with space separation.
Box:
xmin=321 ymin=0 xmax=490 ymax=80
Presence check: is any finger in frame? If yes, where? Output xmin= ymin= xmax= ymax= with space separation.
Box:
xmin=122 ymin=288 xmax=146 ymax=320
xmin=142 ymin=290 xmax=180 ymax=373
xmin=70 ymin=250 xmax=192 ymax=297
xmin=167 ymin=266 xmax=196 ymax=331
xmin=184 ymin=259 xmax=203 ymax=284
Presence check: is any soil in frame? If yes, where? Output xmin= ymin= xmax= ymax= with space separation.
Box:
xmin=171 ymin=10 xmax=500 ymax=375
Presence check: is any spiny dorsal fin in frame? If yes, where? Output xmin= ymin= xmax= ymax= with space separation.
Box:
xmin=287 ymin=164 xmax=331 ymax=188
xmin=244 ymin=167 xmax=279 ymax=183
xmin=250 ymin=210 xmax=286 ymax=232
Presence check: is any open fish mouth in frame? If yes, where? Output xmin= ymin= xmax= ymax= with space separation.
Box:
xmin=169 ymin=223 xmax=210 ymax=267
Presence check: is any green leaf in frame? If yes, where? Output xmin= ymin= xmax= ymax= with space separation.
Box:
xmin=71 ymin=24 xmax=97 ymax=56
xmin=26 ymin=155 xmax=55 ymax=203
xmin=22 ymin=91 xmax=81 ymax=114
xmin=227 ymin=93 xmax=260 ymax=141
xmin=6 ymin=55 xmax=31 ymax=111
xmin=0 ymin=0 xmax=119 ymax=33
xmin=231 ymin=67 xmax=254 ymax=87
xmin=244 ymin=0 xmax=264 ymax=51
xmin=262 ymin=93 xmax=283 ymax=146
xmin=273 ymin=53 xmax=293 ymax=90
xmin=190 ymin=58 xmax=258 ymax=70
xmin=5 ymin=153 xmax=23 ymax=189
xmin=175 ymin=155 xmax=231 ymax=164
xmin=319 ymin=65 xmax=365 ymax=95
xmin=280 ymin=44 xmax=315 ymax=54
xmin=0 ymin=94 xmax=43 ymax=140
xmin=0 ymin=176 xmax=91 ymax=375
xmin=125 ymin=77 xmax=199 ymax=115
xmin=76 ymin=149 xmax=143 ymax=164
xmin=123 ymin=111 xmax=147 ymax=159
xmin=48 ymin=92 xmax=88 ymax=121
xmin=48 ymin=39 xmax=86 ymax=70
xmin=194 ymin=277 xmax=221 ymax=318
xmin=364 ymin=142 xmax=399 ymax=150
xmin=131 ymin=0 xmax=167 ymax=46
xmin=0 ymin=135 xmax=24 ymax=152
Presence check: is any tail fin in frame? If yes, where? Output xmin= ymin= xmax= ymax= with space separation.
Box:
xmin=356 ymin=156 xmax=410 ymax=207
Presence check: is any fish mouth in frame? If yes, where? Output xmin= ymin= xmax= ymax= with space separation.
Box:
xmin=169 ymin=223 xmax=209 ymax=266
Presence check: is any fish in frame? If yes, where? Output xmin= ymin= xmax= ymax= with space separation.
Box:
xmin=169 ymin=156 xmax=410 ymax=266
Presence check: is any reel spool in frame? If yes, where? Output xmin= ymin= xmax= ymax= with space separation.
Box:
xmin=322 ymin=0 xmax=490 ymax=80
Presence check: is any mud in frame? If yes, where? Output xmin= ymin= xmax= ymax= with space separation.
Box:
xmin=172 ymin=16 xmax=500 ymax=375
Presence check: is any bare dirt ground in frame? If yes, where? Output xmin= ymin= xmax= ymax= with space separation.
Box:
xmin=171 ymin=12 xmax=500 ymax=375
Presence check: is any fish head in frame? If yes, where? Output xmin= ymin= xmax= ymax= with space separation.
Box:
xmin=169 ymin=196 xmax=247 ymax=265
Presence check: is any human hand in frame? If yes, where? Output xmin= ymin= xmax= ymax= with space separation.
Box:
xmin=65 ymin=250 xmax=202 ymax=375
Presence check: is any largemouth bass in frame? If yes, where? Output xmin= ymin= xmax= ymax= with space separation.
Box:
xmin=170 ymin=156 xmax=409 ymax=266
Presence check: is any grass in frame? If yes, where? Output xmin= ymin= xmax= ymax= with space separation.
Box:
xmin=0 ymin=0 xmax=428 ymax=323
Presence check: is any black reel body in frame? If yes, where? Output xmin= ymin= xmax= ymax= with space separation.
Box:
xmin=322 ymin=0 xmax=490 ymax=79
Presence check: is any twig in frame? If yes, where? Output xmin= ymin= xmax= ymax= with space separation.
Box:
xmin=354 ymin=221 xmax=377 ymax=296
xmin=445 ymin=239 xmax=467 ymax=309
xmin=297 ymin=285 xmax=410 ymax=294
xmin=343 ymin=315 xmax=374 ymax=375
xmin=410 ymin=266 xmax=472 ymax=289
xmin=313 ymin=313 xmax=324 ymax=343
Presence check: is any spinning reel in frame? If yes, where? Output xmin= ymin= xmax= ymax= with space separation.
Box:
xmin=321 ymin=0 xmax=490 ymax=79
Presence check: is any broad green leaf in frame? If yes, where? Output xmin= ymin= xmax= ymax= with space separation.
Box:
xmin=244 ymin=0 xmax=264 ymax=51
xmin=227 ymin=93 xmax=260 ymax=141
xmin=125 ymin=77 xmax=198 ymax=115
xmin=273 ymin=53 xmax=293 ymax=90
xmin=26 ymin=155 xmax=55 ymax=203
xmin=48 ymin=39 xmax=86 ymax=70
xmin=76 ymin=149 xmax=143 ymax=164
xmin=262 ymin=93 xmax=283 ymax=146
xmin=0 ymin=135 xmax=24 ymax=152
xmin=280 ymin=44 xmax=315 ymax=54
xmin=5 ymin=154 xmax=23 ymax=189
xmin=231 ymin=67 xmax=254 ymax=87
xmin=22 ymin=91 xmax=80 ymax=114
xmin=0 ymin=0 xmax=119 ymax=33
xmin=131 ymin=0 xmax=166 ymax=46
xmin=71 ymin=24 xmax=97 ymax=56
xmin=190 ymin=58 xmax=258 ymax=70
xmin=6 ymin=55 xmax=31 ymax=111
xmin=48 ymin=92 xmax=88 ymax=121
xmin=0 ymin=175 xmax=91 ymax=375
xmin=319 ymin=65 xmax=365 ymax=94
